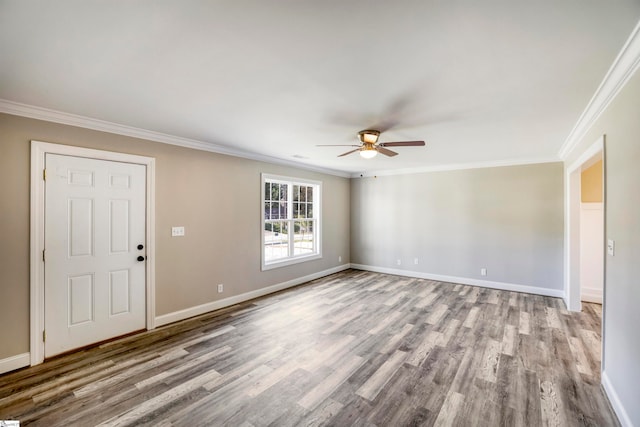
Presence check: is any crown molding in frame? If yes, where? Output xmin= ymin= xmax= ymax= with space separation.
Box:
xmin=0 ymin=99 xmax=351 ymax=178
xmin=350 ymin=156 xmax=561 ymax=178
xmin=559 ymin=19 xmax=640 ymax=160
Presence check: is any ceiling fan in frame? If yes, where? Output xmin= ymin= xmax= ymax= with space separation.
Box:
xmin=318 ymin=130 xmax=425 ymax=159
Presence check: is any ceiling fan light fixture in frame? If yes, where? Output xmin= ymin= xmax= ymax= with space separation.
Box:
xmin=359 ymin=145 xmax=378 ymax=159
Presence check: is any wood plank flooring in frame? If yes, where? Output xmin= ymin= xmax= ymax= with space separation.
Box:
xmin=0 ymin=270 xmax=616 ymax=426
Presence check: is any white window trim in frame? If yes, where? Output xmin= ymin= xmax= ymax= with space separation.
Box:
xmin=261 ymin=173 xmax=322 ymax=270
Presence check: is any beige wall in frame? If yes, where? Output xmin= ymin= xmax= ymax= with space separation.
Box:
xmin=565 ymin=69 xmax=640 ymax=425
xmin=0 ymin=113 xmax=350 ymax=360
xmin=350 ymin=163 xmax=564 ymax=289
xmin=581 ymin=159 xmax=603 ymax=202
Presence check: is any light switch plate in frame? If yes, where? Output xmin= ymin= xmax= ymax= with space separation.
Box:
xmin=607 ymin=239 xmax=614 ymax=256
xmin=172 ymin=226 xmax=185 ymax=237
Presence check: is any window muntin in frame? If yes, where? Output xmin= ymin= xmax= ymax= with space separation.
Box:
xmin=262 ymin=174 xmax=321 ymax=269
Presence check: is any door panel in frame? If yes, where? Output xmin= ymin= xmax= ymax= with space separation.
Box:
xmin=45 ymin=154 xmax=146 ymax=357
xmin=68 ymin=198 xmax=94 ymax=257
xmin=110 ymin=200 xmax=130 ymax=253
xmin=68 ymin=274 xmax=94 ymax=325
xmin=109 ymin=270 xmax=131 ymax=315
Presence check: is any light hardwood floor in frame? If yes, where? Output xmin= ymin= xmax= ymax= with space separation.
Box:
xmin=0 ymin=270 xmax=616 ymax=426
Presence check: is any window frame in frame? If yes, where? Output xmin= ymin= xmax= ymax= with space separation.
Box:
xmin=261 ymin=173 xmax=322 ymax=270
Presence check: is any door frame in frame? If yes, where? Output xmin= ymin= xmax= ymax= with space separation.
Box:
xmin=30 ymin=141 xmax=156 ymax=365
xmin=564 ymin=135 xmax=605 ymax=312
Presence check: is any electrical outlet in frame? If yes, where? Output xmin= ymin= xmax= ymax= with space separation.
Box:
xmin=607 ymin=239 xmax=615 ymax=256
xmin=397 ymin=259 xmax=401 ymax=266
xmin=217 ymin=284 xmax=224 ymax=293
xmin=481 ymin=268 xmax=487 ymax=276
xmin=171 ymin=226 xmax=185 ymax=237
xmin=338 ymin=255 xmax=342 ymax=263
xmin=414 ymin=258 xmax=419 ymax=265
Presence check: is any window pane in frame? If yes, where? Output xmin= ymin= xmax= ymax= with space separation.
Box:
xmin=264 ymin=202 xmax=270 ymax=220
xmin=307 ymin=186 xmax=313 ymax=203
xmin=299 ymin=186 xmax=307 ymax=202
xmin=279 ymin=201 xmax=287 ymax=220
xmin=280 ymin=184 xmax=288 ymax=201
xmin=294 ymin=220 xmax=314 ymax=256
xmin=270 ymin=202 xmax=279 ymax=219
xmin=271 ymin=183 xmax=280 ymax=201
xmin=299 ymin=203 xmax=306 ymax=218
xmin=265 ymin=183 xmax=271 ymax=201
xmin=265 ymin=221 xmax=289 ymax=261
xmin=307 ymin=204 xmax=313 ymax=218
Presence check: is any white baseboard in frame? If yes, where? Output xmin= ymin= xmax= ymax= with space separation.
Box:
xmin=350 ymin=264 xmax=565 ymax=299
xmin=0 ymin=352 xmax=30 ymax=375
xmin=581 ymin=288 xmax=603 ymax=304
xmin=155 ymin=264 xmax=351 ymax=327
xmin=602 ymin=370 xmax=633 ymax=427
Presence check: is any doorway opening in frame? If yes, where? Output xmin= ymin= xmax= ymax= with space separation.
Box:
xmin=579 ymin=158 xmax=604 ymax=304
xmin=565 ymin=135 xmax=605 ymax=312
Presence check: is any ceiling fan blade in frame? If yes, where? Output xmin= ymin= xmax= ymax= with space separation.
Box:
xmin=377 ymin=146 xmax=398 ymax=157
xmin=379 ymin=141 xmax=425 ymax=147
xmin=316 ymin=144 xmax=360 ymax=147
xmin=338 ymin=148 xmax=360 ymax=157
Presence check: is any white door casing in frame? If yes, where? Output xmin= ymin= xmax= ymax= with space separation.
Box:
xmin=44 ymin=154 xmax=146 ymax=357
xmin=31 ymin=141 xmax=156 ymax=365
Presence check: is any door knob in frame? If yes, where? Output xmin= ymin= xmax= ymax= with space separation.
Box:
xmin=137 ymin=244 xmax=144 ymax=250
xmin=137 ymin=256 xmax=145 ymax=262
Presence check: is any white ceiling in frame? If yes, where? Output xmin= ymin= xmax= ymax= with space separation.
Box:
xmin=1 ymin=1 xmax=639 ymax=175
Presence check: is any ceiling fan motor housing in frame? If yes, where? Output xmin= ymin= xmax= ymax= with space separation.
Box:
xmin=358 ymin=130 xmax=380 ymax=144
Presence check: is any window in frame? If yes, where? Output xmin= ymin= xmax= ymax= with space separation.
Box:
xmin=262 ymin=174 xmax=321 ymax=270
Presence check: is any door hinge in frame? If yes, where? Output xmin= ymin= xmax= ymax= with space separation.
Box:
xmin=43 ymin=169 xmax=47 ymax=181
xmin=42 ymin=330 xmax=46 ymax=342
xmin=42 ymin=249 xmax=46 ymax=262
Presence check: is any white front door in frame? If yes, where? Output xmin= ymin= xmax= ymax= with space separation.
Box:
xmin=44 ymin=154 xmax=146 ymax=357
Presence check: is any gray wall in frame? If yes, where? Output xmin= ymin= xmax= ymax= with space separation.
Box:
xmin=566 ymin=69 xmax=640 ymax=425
xmin=350 ymin=163 xmax=564 ymax=289
xmin=0 ymin=113 xmax=351 ymax=360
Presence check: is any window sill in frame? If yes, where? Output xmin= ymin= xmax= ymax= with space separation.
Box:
xmin=262 ymin=253 xmax=322 ymax=271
